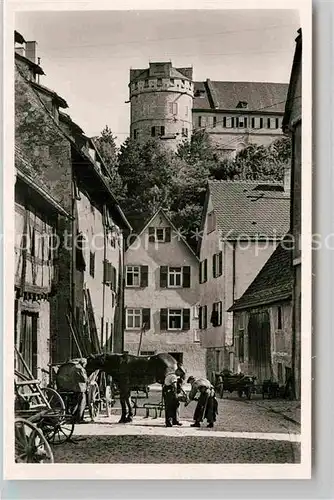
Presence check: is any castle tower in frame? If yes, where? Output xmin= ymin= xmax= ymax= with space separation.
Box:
xmin=129 ymin=62 xmax=194 ymax=150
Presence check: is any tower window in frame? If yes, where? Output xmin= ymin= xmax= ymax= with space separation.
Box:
xmin=259 ymin=117 xmax=264 ymax=128
xmin=213 ymin=116 xmax=217 ymax=127
xmin=170 ymin=78 xmax=175 ymax=85
xmin=276 ymin=118 xmax=279 ymax=129
xmin=251 ymin=117 xmax=255 ymax=128
xmin=133 ymin=129 xmax=138 ymax=140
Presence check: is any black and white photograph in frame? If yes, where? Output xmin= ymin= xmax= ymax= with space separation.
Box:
xmin=4 ymin=0 xmax=312 ymax=480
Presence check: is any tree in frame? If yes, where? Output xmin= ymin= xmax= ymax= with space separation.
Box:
xmin=94 ymin=126 xmax=123 ymax=199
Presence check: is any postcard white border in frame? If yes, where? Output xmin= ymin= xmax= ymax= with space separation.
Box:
xmin=3 ymin=0 xmax=312 ymax=481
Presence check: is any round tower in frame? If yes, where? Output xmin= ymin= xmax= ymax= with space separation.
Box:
xmin=129 ymin=62 xmax=194 ymax=150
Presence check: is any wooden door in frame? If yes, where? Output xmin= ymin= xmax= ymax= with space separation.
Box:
xmin=18 ymin=312 xmax=38 ymax=378
xmin=247 ymin=310 xmax=271 ymax=382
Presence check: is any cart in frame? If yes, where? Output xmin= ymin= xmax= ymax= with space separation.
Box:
xmin=215 ymin=370 xmax=256 ymax=400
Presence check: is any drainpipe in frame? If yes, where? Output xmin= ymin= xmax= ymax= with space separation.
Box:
xmin=70 ymin=177 xmax=76 ymax=359
xmin=231 ymin=241 xmax=236 ymax=371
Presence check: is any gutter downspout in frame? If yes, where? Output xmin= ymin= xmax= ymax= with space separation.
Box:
xmin=101 ymin=205 xmax=107 ymax=351
xmin=70 ymin=177 xmax=76 ymax=359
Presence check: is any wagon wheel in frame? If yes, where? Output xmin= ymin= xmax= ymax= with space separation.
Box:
xmin=15 ymin=418 xmax=54 ymax=463
xmin=41 ymin=387 xmax=74 ymax=445
xmin=88 ymin=382 xmax=101 ymax=421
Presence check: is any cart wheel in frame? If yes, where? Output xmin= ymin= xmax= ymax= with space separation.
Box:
xmin=42 ymin=387 xmax=65 ymax=415
xmin=42 ymin=415 xmax=74 ymax=445
xmin=15 ymin=418 xmax=54 ymax=463
xmin=88 ymin=382 xmax=101 ymax=421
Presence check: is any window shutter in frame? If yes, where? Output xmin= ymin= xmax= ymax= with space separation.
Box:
xmin=148 ymin=227 xmax=155 ymax=242
xmin=103 ymin=260 xmax=108 ymax=283
xmin=165 ymin=227 xmax=171 ymax=242
xmin=160 ymin=308 xmax=168 ymax=331
xmin=204 ymin=305 xmax=208 ymax=329
xmin=182 ymin=309 xmax=190 ymax=330
xmin=199 ymin=306 xmax=202 ymax=330
xmin=218 ymin=301 xmax=223 ymax=326
xmin=140 ymin=266 xmax=148 ymax=287
xmin=218 ymin=251 xmax=223 ymax=276
xmin=111 ymin=265 xmax=117 ymax=291
xmin=182 ymin=266 xmax=191 ymax=288
xmin=204 ymin=259 xmax=208 ymax=282
xmin=211 ymin=304 xmax=218 ymax=327
xmin=142 ymin=308 xmax=151 ymax=330
xmin=151 ymin=126 xmax=156 ymax=137
xmin=212 ymin=254 xmax=216 ymax=278
xmin=199 ymin=262 xmax=202 ymax=284
xmin=160 ymin=266 xmax=168 ymax=288
xmin=161 ymin=126 xmax=165 ymax=136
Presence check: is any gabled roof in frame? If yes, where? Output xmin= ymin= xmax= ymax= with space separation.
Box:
xmin=229 ymin=239 xmax=293 ymax=311
xmin=193 ymin=80 xmax=288 ymax=112
xmin=31 ymin=81 xmax=68 ymax=109
xmin=282 ymin=29 xmax=302 ymax=132
xmin=129 ymin=207 xmax=199 ymax=259
xmin=208 ymin=180 xmax=290 ymax=240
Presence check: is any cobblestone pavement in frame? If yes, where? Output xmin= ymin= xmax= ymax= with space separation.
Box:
xmin=52 ymin=392 xmax=301 ymax=464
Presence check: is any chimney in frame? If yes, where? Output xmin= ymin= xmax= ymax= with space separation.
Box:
xmin=283 ymin=164 xmax=291 ymax=197
xmin=25 ymin=41 xmax=37 ymax=63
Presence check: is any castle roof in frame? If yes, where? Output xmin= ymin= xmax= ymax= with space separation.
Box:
xmin=193 ymin=80 xmax=288 ymax=113
xmin=130 ymin=64 xmax=193 ymax=83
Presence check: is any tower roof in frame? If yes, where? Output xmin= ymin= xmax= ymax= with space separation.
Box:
xmin=130 ymin=63 xmax=193 ymax=83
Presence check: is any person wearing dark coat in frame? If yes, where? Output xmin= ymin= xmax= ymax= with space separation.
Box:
xmin=185 ymin=375 xmax=218 ymax=428
xmin=162 ymin=373 xmax=182 ymax=427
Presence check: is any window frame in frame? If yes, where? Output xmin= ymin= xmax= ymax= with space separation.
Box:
xmin=126 ymin=265 xmax=141 ymax=287
xmin=168 ymin=267 xmax=183 ymax=288
xmin=126 ymin=308 xmax=142 ymax=330
xmin=168 ymin=308 xmax=183 ymax=331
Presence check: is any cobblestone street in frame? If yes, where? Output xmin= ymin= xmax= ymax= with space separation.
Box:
xmin=53 ymin=390 xmax=300 ymax=464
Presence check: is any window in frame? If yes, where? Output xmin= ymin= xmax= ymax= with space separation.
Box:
xmin=148 ymin=227 xmax=171 ymax=243
xmin=168 ymin=267 xmax=182 ymax=287
xmin=170 ymin=79 xmax=175 ymax=85
xmin=89 ymin=252 xmax=95 ymax=277
xmin=126 ymin=308 xmax=142 ymax=329
xmin=211 ymin=301 xmax=222 ymax=327
xmin=251 ymin=117 xmax=255 ymax=128
xmin=157 ymin=78 xmax=162 ymax=86
xmin=144 ymin=79 xmax=149 ymax=88
xmin=160 ymin=308 xmax=190 ymax=331
xmin=169 ymin=102 xmax=178 ymax=115
xmin=181 ymin=79 xmax=185 ymax=86
xmin=198 ymin=116 xmax=203 ymax=127
xmin=277 ymin=306 xmax=283 ymax=330
xmin=259 ymin=117 xmax=264 ymax=128
xmin=160 ymin=266 xmax=190 ymax=288
xmin=207 ymin=211 xmax=216 ymax=234
xmin=275 ymin=118 xmax=280 ymax=129
xmin=126 ymin=266 xmax=140 ymax=287
xmin=152 ymin=126 xmax=165 ymax=137
xmin=168 ymin=309 xmax=182 ymax=330
xmin=212 ymin=251 xmax=223 ymax=278
xmin=213 ymin=116 xmax=217 ymax=127
xmin=223 ymin=117 xmax=227 ymax=128
xmin=133 ymin=129 xmax=138 ymax=140
xmin=199 ymin=259 xmax=208 ymax=284
xmin=267 ymin=117 xmax=271 ymax=129
xmin=182 ymin=127 xmax=188 ymax=137
xmin=238 ymin=117 xmax=247 ymax=128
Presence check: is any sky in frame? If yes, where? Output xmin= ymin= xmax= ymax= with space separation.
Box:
xmin=15 ymin=9 xmax=300 ymax=146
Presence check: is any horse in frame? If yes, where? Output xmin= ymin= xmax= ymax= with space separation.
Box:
xmin=56 ymin=352 xmax=185 ymax=423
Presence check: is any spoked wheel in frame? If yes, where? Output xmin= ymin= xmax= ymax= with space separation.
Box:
xmin=41 ymin=387 xmax=74 ymax=445
xmin=88 ymin=382 xmax=101 ymax=421
xmin=15 ymin=418 xmax=54 ymax=463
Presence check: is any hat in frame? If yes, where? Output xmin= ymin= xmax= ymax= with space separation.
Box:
xmin=164 ymin=374 xmax=178 ymax=386
xmin=187 ymin=376 xmax=195 ymax=384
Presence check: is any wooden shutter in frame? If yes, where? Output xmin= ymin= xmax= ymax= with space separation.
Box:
xmin=148 ymin=227 xmax=155 ymax=242
xmin=204 ymin=305 xmax=208 ymax=329
xmin=151 ymin=126 xmax=156 ymax=137
xmin=182 ymin=309 xmax=190 ymax=330
xmin=199 ymin=262 xmax=202 ymax=284
xmin=211 ymin=303 xmax=218 ymax=327
xmin=142 ymin=308 xmax=151 ymax=330
xmin=160 ymin=308 xmax=168 ymax=331
xmin=111 ymin=265 xmax=117 ymax=291
xmin=218 ymin=301 xmax=223 ymax=326
xmin=165 ymin=227 xmax=171 ymax=242
xmin=182 ymin=266 xmax=191 ymax=288
xmin=160 ymin=266 xmax=168 ymax=288
xmin=212 ymin=254 xmax=216 ymax=278
xmin=199 ymin=306 xmax=202 ymax=330
xmin=204 ymin=259 xmax=208 ymax=282
xmin=140 ymin=266 xmax=148 ymax=287
xmin=218 ymin=251 xmax=223 ymax=276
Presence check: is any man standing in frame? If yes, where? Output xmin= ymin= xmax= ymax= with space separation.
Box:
xmin=56 ymin=358 xmax=88 ymax=423
xmin=162 ymin=373 xmax=182 ymax=427
xmin=185 ymin=375 xmax=218 ymax=428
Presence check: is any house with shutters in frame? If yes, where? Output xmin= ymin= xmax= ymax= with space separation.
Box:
xmin=198 ymin=180 xmax=290 ymax=381
xmin=124 ymin=208 xmax=206 ymax=378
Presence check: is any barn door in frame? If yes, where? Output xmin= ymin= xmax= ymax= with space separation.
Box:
xmin=247 ymin=311 xmax=271 ymax=383
xmin=18 ymin=312 xmax=38 ymax=378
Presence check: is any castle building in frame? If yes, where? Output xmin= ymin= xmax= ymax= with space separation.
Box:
xmin=129 ymin=62 xmax=288 ymax=157
xmin=129 ymin=62 xmax=194 ymax=150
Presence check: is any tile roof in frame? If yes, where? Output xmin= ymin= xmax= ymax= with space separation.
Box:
xmin=193 ymin=80 xmax=288 ymax=112
xmin=130 ymin=65 xmax=192 ymax=82
xmin=208 ymin=180 xmax=290 ymax=240
xmin=229 ymin=239 xmax=293 ymax=311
